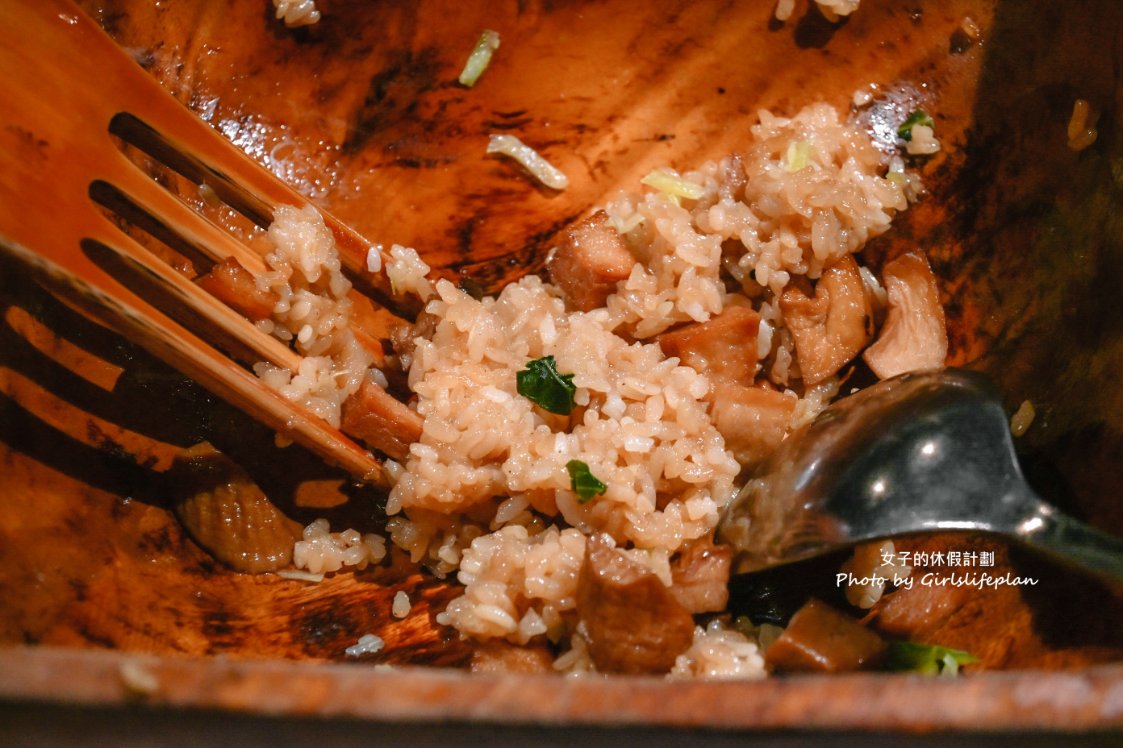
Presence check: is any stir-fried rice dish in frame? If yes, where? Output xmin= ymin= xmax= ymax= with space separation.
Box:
xmin=181 ymin=84 xmax=955 ymax=677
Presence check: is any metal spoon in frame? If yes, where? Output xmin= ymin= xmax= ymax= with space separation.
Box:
xmin=718 ymin=368 xmax=1123 ymax=581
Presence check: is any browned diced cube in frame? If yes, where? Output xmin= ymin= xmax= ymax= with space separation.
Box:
xmin=765 ymin=598 xmax=888 ymax=673
xmin=708 ymin=382 xmax=795 ymax=470
xmin=658 ymin=306 xmax=761 ymax=387
xmin=340 ymin=378 xmax=423 ymax=462
xmin=547 ymin=210 xmax=634 ymax=311
xmin=196 ymin=256 xmax=278 ymax=322
xmin=577 ymin=534 xmax=695 ymax=674
xmin=669 ymin=536 xmax=732 ymax=613
xmin=470 ymin=640 xmax=555 ymax=674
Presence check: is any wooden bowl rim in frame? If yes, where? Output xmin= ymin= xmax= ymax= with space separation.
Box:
xmin=3 ymin=645 xmax=1122 ymax=731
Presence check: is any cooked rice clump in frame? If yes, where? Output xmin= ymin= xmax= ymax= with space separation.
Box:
xmin=604 ymin=103 xmax=907 ymax=340
xmin=385 ymin=103 xmax=914 ymax=675
xmin=266 ymin=102 xmax=917 ymax=678
xmin=670 ymin=620 xmax=767 ymax=680
xmin=389 ymin=275 xmax=738 ymax=572
xmin=293 ymin=518 xmax=387 ymax=575
xmin=253 ymin=205 xmax=382 ymax=428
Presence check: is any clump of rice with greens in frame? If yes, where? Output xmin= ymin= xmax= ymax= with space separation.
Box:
xmin=379 ymin=101 xmax=915 ymax=673
xmin=266 ymin=101 xmax=920 ymax=678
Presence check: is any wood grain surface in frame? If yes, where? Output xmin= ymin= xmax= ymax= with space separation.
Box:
xmin=2 ymin=0 xmax=1123 ymax=730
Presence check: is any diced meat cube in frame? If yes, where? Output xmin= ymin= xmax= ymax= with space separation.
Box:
xmin=389 ymin=309 xmax=440 ymax=366
xmin=872 ymin=579 xmax=970 ymax=641
xmin=669 ymin=537 xmax=732 ymax=613
xmin=658 ymin=306 xmax=761 ymax=387
xmin=779 ymin=255 xmax=872 ymax=384
xmin=708 ymin=382 xmax=796 ymax=469
xmin=470 ymin=640 xmax=555 ymax=674
xmin=577 ymin=533 xmax=695 ymax=674
xmin=547 ymin=210 xmax=635 ymax=311
xmin=340 ymin=377 xmax=423 ymax=462
xmin=863 ymin=251 xmax=948 ymax=379
xmin=764 ymin=598 xmax=888 ymax=673
xmin=196 ymin=256 xmax=279 ymax=322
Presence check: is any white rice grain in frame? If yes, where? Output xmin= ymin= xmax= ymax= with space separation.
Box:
xmin=392 ymin=590 xmax=412 ymax=619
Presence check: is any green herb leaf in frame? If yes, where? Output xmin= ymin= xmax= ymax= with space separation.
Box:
xmin=887 ymin=641 xmax=978 ymax=676
xmin=516 ymin=356 xmax=576 ymax=415
xmin=566 ymin=459 xmax=607 ymax=503
xmin=897 ymin=110 xmax=935 ymax=142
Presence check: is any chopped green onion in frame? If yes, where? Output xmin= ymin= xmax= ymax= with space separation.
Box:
xmin=641 ymin=168 xmax=706 ymax=201
xmin=886 ymin=171 xmax=908 ymax=186
xmin=566 ymin=459 xmax=607 ymax=503
xmin=783 ymin=140 xmax=814 ymax=172
xmin=516 ymin=355 xmax=576 ymax=414
xmin=887 ymin=641 xmax=978 ymax=676
xmin=897 ymin=110 xmax=935 ymax=142
xmin=458 ymin=29 xmax=500 ymax=87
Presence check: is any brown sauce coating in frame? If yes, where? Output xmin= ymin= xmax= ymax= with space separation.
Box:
xmin=765 ymin=598 xmax=888 ymax=673
xmin=170 ymin=442 xmax=302 ymax=574
xmin=547 ymin=210 xmax=634 ymax=312
xmin=577 ymin=534 xmax=695 ymax=674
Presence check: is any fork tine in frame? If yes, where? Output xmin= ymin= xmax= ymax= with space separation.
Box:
xmin=0 ymin=233 xmax=389 ymax=487
xmin=0 ymin=0 xmax=411 ymax=483
xmin=92 ymin=154 xmax=268 ymax=274
xmin=79 ymin=220 xmax=302 ymax=374
xmin=75 ymin=152 xmax=300 ymax=375
xmin=108 ymin=110 xmax=423 ymax=318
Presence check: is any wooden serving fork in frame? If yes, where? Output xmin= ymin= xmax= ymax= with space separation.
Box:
xmin=0 ymin=0 xmax=416 ymax=486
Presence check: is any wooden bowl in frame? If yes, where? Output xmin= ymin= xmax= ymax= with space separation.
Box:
xmin=2 ymin=0 xmax=1123 ymax=737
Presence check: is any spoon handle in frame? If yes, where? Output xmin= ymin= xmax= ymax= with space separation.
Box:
xmin=1018 ymin=499 xmax=1123 ymax=582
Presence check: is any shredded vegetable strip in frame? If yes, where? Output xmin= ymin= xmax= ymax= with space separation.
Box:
xmin=641 ymin=168 xmax=705 ymax=200
xmin=487 ymin=134 xmax=569 ymax=190
xmin=459 ymin=30 xmax=501 ymax=87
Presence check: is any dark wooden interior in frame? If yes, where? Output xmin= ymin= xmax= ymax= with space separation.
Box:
xmin=2 ymin=0 xmax=1122 ymax=731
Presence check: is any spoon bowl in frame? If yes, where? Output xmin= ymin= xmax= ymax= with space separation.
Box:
xmin=720 ymin=369 xmax=1123 ymax=581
